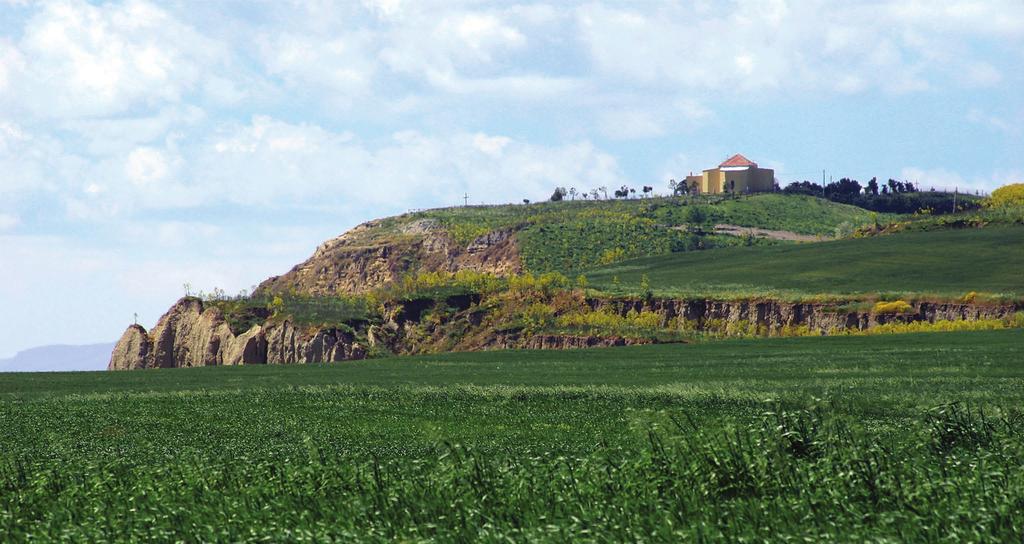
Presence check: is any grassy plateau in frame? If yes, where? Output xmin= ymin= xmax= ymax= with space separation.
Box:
xmin=2 ymin=330 xmax=1023 ymax=541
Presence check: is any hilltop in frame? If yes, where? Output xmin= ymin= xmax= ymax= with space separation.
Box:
xmin=256 ymin=193 xmax=888 ymax=296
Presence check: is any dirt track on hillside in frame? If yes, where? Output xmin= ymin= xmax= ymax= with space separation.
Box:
xmin=712 ymin=224 xmax=824 ymax=242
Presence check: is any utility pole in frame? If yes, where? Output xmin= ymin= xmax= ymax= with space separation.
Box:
xmin=133 ymin=312 xmax=138 ymax=326
xmin=822 ymin=169 xmax=826 ymax=197
xmin=463 ymin=193 xmax=469 ymax=207
xmin=952 ymin=186 xmax=958 ymax=213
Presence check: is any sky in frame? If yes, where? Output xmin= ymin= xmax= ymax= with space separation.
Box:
xmin=0 ymin=0 xmax=1022 ymax=357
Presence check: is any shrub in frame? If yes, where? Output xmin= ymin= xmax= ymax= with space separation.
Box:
xmin=599 ymin=247 xmax=627 ymax=265
xmin=985 ymin=183 xmax=1024 ymax=209
xmin=872 ymin=300 xmax=913 ymax=315
xmin=856 ymin=318 xmax=1006 ymax=335
xmin=522 ymin=303 xmax=556 ymax=333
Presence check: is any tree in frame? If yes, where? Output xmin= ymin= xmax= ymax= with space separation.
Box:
xmin=629 ymin=187 xmax=636 ymax=198
xmin=866 ymin=177 xmax=879 ymax=196
xmin=550 ymin=187 xmax=566 ymax=201
xmin=824 ymin=178 xmax=862 ymax=203
xmin=598 ymin=186 xmax=608 ymax=200
xmin=642 ymin=185 xmax=652 ymax=197
xmin=668 ymin=179 xmax=678 ymax=195
xmin=783 ymin=181 xmax=823 ymax=196
xmin=568 ymin=187 xmax=577 ymax=200
xmin=522 ymin=199 xmax=531 ymax=205
xmin=887 ymin=179 xmax=900 ymax=194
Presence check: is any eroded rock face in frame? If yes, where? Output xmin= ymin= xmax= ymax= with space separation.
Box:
xmin=108 ymin=325 xmax=151 ymax=370
xmin=109 ymin=298 xmax=369 ymax=370
xmin=223 ymin=325 xmax=267 ymax=365
xmin=588 ymin=298 xmax=1015 ymax=334
xmin=264 ymin=322 xmax=366 ymax=364
xmin=147 ymin=298 xmax=234 ymax=368
xmin=255 ymin=222 xmax=523 ymax=296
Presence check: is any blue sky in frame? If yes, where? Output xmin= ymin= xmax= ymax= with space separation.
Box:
xmin=0 ymin=0 xmax=1022 ymax=357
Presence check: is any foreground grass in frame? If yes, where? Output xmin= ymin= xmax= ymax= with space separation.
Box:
xmin=586 ymin=226 xmax=1024 ymax=299
xmin=1 ymin=331 xmax=1023 ymax=541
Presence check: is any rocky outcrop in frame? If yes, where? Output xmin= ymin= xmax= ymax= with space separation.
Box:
xmin=223 ymin=326 xmax=267 ymax=366
xmin=108 ymin=325 xmax=151 ymax=371
xmin=255 ymin=221 xmax=522 ymax=296
xmin=588 ymin=298 xmax=1016 ymax=334
xmin=148 ymin=298 xmax=234 ymax=368
xmin=520 ymin=335 xmax=655 ymax=350
xmin=265 ymin=321 xmax=365 ymax=364
xmin=108 ymin=298 xmax=366 ymax=370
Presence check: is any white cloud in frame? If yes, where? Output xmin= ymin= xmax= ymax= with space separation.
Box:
xmin=597 ymin=98 xmax=712 ymax=141
xmin=124 ymin=147 xmax=170 ymax=185
xmin=3 ymin=0 xmax=226 ymax=118
xmin=472 ymin=133 xmax=510 ymax=156
xmin=576 ymin=1 xmax=1023 ymax=95
xmin=599 ymin=110 xmax=665 ymax=140
xmin=441 ymin=13 xmax=526 ymax=63
xmin=197 ymin=116 xmax=625 ymax=210
xmin=61 ymin=105 xmax=206 ymax=155
xmin=362 ymin=0 xmax=403 ymax=20
xmin=258 ymin=32 xmax=376 ymax=98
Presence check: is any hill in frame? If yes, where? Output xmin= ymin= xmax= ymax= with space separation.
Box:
xmin=256 ymin=193 xmax=889 ymax=296
xmin=5 ymin=331 xmax=1024 ymax=540
xmin=585 ymin=226 xmax=1024 ymax=299
xmin=0 ymin=343 xmax=115 ymax=372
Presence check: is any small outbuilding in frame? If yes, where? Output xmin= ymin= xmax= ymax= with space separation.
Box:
xmin=685 ymin=154 xmax=775 ymax=195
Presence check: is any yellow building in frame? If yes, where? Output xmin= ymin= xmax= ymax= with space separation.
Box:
xmin=684 ymin=154 xmax=774 ymax=195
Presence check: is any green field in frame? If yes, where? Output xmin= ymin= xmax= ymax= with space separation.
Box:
xmin=3 ymin=330 xmax=1023 ymax=541
xmin=586 ymin=226 xmax=1024 ymax=299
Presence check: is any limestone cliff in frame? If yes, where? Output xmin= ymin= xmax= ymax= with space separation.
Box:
xmin=255 ymin=219 xmax=522 ymax=296
xmin=108 ymin=298 xmax=367 ymax=370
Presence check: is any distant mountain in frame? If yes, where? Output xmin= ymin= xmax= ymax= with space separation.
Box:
xmin=0 ymin=343 xmax=115 ymax=372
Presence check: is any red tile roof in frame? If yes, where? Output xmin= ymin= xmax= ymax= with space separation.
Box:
xmin=719 ymin=154 xmax=757 ymax=168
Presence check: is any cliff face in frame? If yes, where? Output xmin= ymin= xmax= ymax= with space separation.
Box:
xmin=108 ymin=298 xmax=367 ymax=370
xmin=588 ymin=298 xmax=1013 ymax=333
xmin=255 ymin=220 xmax=522 ymax=296
xmin=109 ymin=295 xmax=1018 ymax=370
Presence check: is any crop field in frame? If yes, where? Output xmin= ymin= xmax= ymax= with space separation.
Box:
xmin=586 ymin=226 xmax=1024 ymax=299
xmin=2 ymin=330 xmax=1023 ymax=541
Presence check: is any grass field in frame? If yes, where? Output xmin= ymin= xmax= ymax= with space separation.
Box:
xmin=2 ymin=330 xmax=1023 ymax=541
xmin=586 ymin=226 xmax=1024 ymax=299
